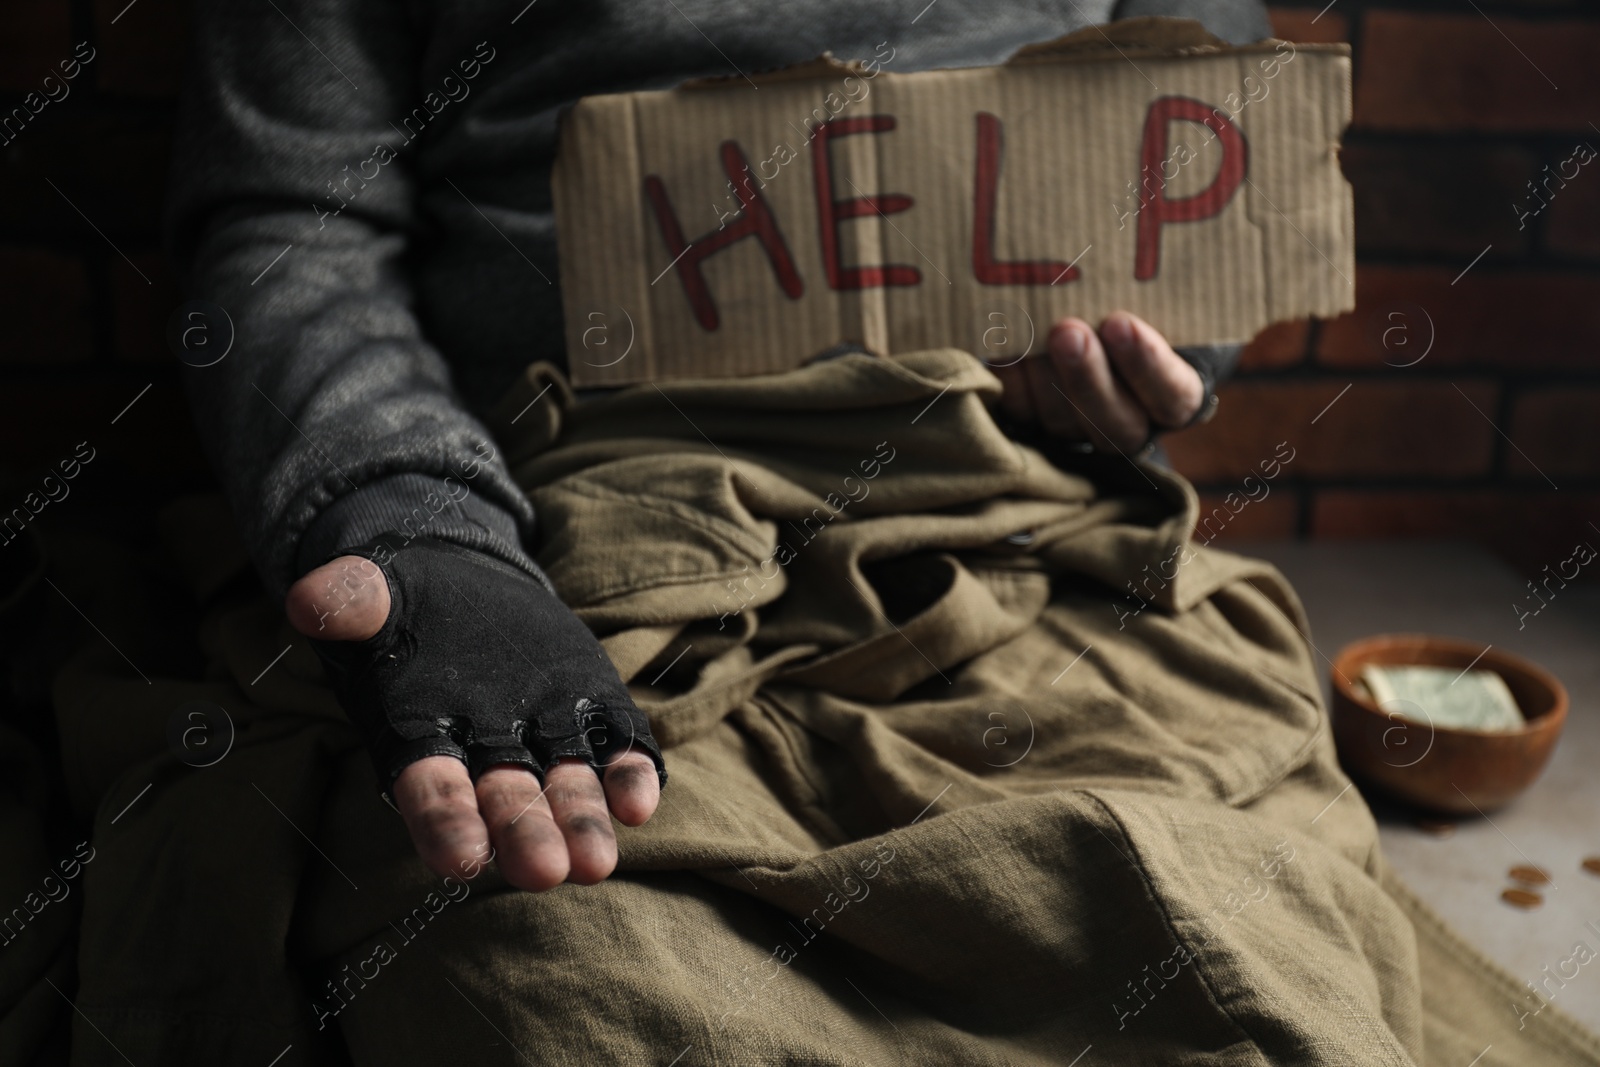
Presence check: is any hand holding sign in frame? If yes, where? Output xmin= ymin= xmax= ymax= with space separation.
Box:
xmin=990 ymin=311 xmax=1205 ymax=452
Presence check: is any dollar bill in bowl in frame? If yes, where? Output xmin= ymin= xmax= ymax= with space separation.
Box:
xmin=1357 ymin=665 xmax=1523 ymax=733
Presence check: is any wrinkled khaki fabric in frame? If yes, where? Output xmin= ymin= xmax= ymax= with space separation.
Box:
xmin=18 ymin=349 xmax=1600 ymax=1065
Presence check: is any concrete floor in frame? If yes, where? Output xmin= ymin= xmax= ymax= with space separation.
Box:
xmin=1237 ymin=540 xmax=1600 ymax=1034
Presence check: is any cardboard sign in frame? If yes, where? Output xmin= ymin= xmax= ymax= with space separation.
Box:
xmin=552 ymin=17 xmax=1353 ymax=386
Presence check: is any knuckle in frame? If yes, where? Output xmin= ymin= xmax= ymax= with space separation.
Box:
xmin=544 ymin=776 xmax=601 ymax=811
xmin=416 ymin=794 xmax=474 ymax=828
xmin=414 ymin=811 xmax=479 ymax=854
xmin=429 ymin=771 xmax=477 ymax=804
xmin=479 ymin=777 xmax=539 ymax=815
xmin=604 ymin=760 xmax=656 ymax=793
xmin=469 ymin=782 xmax=531 ymax=819
xmin=564 ymin=814 xmax=614 ymax=841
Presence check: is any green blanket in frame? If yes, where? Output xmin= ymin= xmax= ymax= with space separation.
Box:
xmin=10 ymin=349 xmax=1597 ymax=1064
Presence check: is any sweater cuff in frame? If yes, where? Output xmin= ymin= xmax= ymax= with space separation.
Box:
xmin=1173 ymin=342 xmax=1242 ymax=402
xmin=294 ymin=472 xmax=553 ymax=592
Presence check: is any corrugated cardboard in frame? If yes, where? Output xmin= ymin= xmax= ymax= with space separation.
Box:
xmin=552 ymin=17 xmax=1353 ymax=386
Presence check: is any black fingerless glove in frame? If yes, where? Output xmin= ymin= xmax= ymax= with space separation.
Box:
xmin=1172 ymin=342 xmax=1239 ymax=429
xmin=307 ymin=534 xmax=666 ymax=801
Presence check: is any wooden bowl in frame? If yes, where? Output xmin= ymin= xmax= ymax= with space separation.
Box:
xmin=1330 ymin=634 xmax=1567 ymax=815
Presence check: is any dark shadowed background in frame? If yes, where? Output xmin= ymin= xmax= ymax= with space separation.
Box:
xmin=1 ymin=0 xmax=1595 ymax=600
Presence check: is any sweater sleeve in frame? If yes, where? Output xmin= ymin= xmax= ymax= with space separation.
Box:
xmin=165 ymin=0 xmax=541 ymax=600
xmin=1112 ymin=0 xmax=1272 ymax=44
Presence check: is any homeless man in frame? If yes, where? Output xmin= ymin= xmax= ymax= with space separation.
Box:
xmin=44 ymin=0 xmax=1599 ymax=1062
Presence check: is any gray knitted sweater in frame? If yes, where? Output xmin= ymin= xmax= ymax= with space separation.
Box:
xmin=166 ymin=0 xmax=1270 ymax=599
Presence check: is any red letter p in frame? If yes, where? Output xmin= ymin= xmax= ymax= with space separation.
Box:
xmin=1134 ymin=97 xmax=1247 ymax=281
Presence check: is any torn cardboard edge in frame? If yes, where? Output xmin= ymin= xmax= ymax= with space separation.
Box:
xmin=554 ymin=17 xmax=1355 ymax=387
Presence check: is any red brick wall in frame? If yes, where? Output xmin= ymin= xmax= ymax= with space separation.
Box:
xmin=1172 ymin=2 xmax=1600 ymax=579
xmin=1 ymin=1 xmax=1595 ymax=579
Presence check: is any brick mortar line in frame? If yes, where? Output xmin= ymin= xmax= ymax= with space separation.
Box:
xmin=1343 ymin=258 xmax=1600 ymax=273
xmin=1537 ymin=249 xmax=1600 ymax=268
xmin=1299 ymin=315 xmax=1323 ymax=368
xmin=1293 ymin=483 xmax=1313 ymax=538
xmin=1339 ymin=251 xmax=1600 ymax=271
xmin=1347 ymin=6 xmax=1364 ymax=91
xmin=1488 ymin=372 xmax=1521 ymax=479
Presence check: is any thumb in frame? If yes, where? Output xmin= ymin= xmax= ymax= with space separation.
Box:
xmin=285 ymin=554 xmax=391 ymax=641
